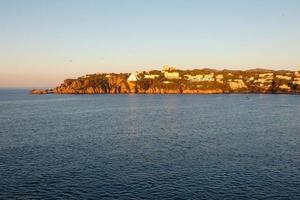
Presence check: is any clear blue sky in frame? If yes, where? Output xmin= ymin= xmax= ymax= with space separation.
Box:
xmin=0 ymin=0 xmax=300 ymax=88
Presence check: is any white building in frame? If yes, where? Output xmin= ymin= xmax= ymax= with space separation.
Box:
xmin=279 ymin=84 xmax=291 ymax=90
xmin=255 ymin=73 xmax=274 ymax=84
xmin=247 ymin=77 xmax=255 ymax=82
xmin=276 ymin=75 xmax=292 ymax=80
xmin=259 ymin=73 xmax=273 ymax=78
xmin=144 ymin=74 xmax=160 ymax=79
xmin=184 ymin=75 xmax=203 ymax=82
xmin=293 ymin=77 xmax=300 ymax=85
xmin=127 ymin=72 xmax=140 ymax=82
xmin=255 ymin=78 xmax=273 ymax=84
xmin=164 ymin=72 xmax=180 ymax=79
xmin=184 ymin=73 xmax=215 ymax=82
xmin=228 ymin=79 xmax=247 ymax=89
xmin=80 ymin=74 xmax=95 ymax=79
xmin=203 ymin=73 xmax=215 ymax=81
xmin=162 ymin=65 xmax=176 ymax=72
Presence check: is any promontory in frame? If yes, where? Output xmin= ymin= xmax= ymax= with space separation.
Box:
xmin=31 ymin=66 xmax=300 ymax=95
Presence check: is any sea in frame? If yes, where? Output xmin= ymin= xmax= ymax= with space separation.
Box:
xmin=0 ymin=89 xmax=300 ymax=199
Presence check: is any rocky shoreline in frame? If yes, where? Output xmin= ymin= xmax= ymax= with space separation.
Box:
xmin=31 ymin=67 xmax=300 ymax=95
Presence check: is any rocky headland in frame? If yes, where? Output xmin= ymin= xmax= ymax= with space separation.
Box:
xmin=31 ymin=66 xmax=300 ymax=95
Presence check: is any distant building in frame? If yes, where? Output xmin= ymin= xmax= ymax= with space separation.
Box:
xmin=276 ymin=75 xmax=292 ymax=80
xmin=216 ymin=74 xmax=223 ymax=79
xmin=79 ymin=74 xmax=95 ymax=79
xmin=228 ymin=79 xmax=247 ymax=89
xmin=127 ymin=72 xmax=139 ymax=82
xmin=255 ymin=73 xmax=274 ymax=84
xmin=255 ymin=78 xmax=273 ymax=84
xmin=164 ymin=72 xmax=180 ymax=79
xmin=184 ymin=74 xmax=203 ymax=82
xmin=203 ymin=73 xmax=215 ymax=81
xmin=216 ymin=74 xmax=224 ymax=83
xmin=259 ymin=73 xmax=273 ymax=78
xmin=144 ymin=74 xmax=160 ymax=79
xmin=162 ymin=65 xmax=176 ymax=72
xmin=184 ymin=73 xmax=215 ymax=82
xmin=293 ymin=77 xmax=300 ymax=85
xmin=279 ymin=84 xmax=291 ymax=90
xmin=216 ymin=74 xmax=223 ymax=78
xmin=247 ymin=77 xmax=255 ymax=82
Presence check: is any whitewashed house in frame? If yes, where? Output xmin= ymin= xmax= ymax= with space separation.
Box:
xmin=144 ymin=74 xmax=160 ymax=79
xmin=276 ymin=75 xmax=292 ymax=80
xmin=127 ymin=72 xmax=140 ymax=82
xmin=164 ymin=72 xmax=180 ymax=79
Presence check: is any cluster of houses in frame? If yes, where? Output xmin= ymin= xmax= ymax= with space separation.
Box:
xmin=125 ymin=66 xmax=300 ymax=90
xmin=250 ymin=72 xmax=300 ymax=90
xmin=294 ymin=72 xmax=300 ymax=85
xmin=78 ymin=66 xmax=300 ymax=91
xmin=127 ymin=65 xmax=218 ymax=83
xmin=227 ymin=79 xmax=247 ymax=90
xmin=255 ymin=73 xmax=274 ymax=85
xmin=184 ymin=73 xmax=215 ymax=82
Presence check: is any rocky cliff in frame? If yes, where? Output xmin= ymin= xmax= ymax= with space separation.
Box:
xmin=31 ymin=69 xmax=300 ymax=95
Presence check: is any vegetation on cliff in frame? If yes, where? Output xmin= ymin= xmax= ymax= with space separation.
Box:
xmin=31 ymin=66 xmax=300 ymax=94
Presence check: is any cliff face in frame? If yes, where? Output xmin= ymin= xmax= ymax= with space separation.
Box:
xmin=31 ymin=69 xmax=300 ymax=94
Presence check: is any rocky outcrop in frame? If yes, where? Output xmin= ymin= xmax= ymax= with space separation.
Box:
xmin=31 ymin=69 xmax=300 ymax=95
xmin=181 ymin=89 xmax=223 ymax=94
xmin=30 ymin=89 xmax=53 ymax=94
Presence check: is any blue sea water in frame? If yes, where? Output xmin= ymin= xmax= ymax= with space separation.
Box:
xmin=0 ymin=89 xmax=300 ymax=199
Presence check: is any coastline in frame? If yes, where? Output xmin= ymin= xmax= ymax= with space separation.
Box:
xmin=31 ymin=68 xmax=300 ymax=95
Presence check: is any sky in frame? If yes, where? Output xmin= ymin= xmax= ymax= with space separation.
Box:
xmin=0 ymin=0 xmax=300 ymax=88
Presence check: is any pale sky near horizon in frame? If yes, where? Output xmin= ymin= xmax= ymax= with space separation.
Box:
xmin=1 ymin=0 xmax=300 ymax=88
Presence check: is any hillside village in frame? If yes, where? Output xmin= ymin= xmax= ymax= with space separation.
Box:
xmin=31 ymin=65 xmax=300 ymax=94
